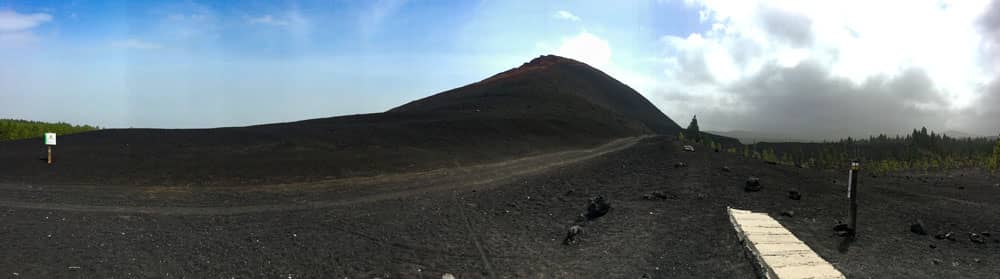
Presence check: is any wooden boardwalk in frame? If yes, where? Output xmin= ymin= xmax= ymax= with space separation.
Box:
xmin=728 ymin=207 xmax=845 ymax=279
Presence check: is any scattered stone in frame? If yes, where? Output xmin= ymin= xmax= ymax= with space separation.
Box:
xmin=640 ymin=273 xmax=652 ymax=279
xmin=442 ymin=273 xmax=456 ymax=279
xmin=583 ymin=196 xmax=611 ymax=220
xmin=910 ymin=220 xmax=927 ymax=235
xmin=929 ymin=244 xmax=936 ymax=249
xmin=970 ymin=232 xmax=986 ymax=244
xmin=643 ymin=191 xmax=673 ymax=200
xmin=981 ymin=231 xmax=991 ymax=237
xmin=674 ymin=162 xmax=687 ymax=168
xmin=974 ymin=258 xmax=982 ymax=264
xmin=563 ymin=225 xmax=583 ymax=245
xmin=744 ymin=177 xmax=762 ymax=192
xmin=934 ymin=231 xmax=955 ymax=241
xmin=932 ymin=258 xmax=943 ymax=265
xmin=780 ymin=210 xmax=795 ymax=218
xmin=720 ymin=166 xmax=731 ymax=172
xmin=833 ymin=223 xmax=850 ymax=236
xmin=788 ymin=190 xmax=802 ymax=200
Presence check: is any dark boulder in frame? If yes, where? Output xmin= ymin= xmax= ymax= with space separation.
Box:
xmin=934 ymin=232 xmax=955 ymax=241
xmin=780 ymin=210 xmax=795 ymax=218
xmin=788 ymin=190 xmax=801 ymax=200
xmin=563 ymin=225 xmax=583 ymax=245
xmin=721 ymin=166 xmax=732 ymax=172
xmin=642 ymin=191 xmax=673 ymax=200
xmin=745 ymin=177 xmax=762 ymax=192
xmin=583 ymin=196 xmax=611 ymax=220
xmin=674 ymin=162 xmax=687 ymax=168
xmin=970 ymin=232 xmax=986 ymax=244
xmin=910 ymin=221 xmax=927 ymax=235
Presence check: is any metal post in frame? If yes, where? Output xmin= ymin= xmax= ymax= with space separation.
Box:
xmin=847 ymin=161 xmax=860 ymax=235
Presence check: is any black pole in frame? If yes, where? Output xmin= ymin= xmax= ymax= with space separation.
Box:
xmin=848 ymin=161 xmax=860 ymax=235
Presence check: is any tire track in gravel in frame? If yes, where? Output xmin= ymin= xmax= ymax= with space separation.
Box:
xmin=0 ymin=136 xmax=648 ymax=215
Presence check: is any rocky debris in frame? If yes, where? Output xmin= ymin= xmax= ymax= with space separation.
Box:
xmin=640 ymin=273 xmax=652 ymax=279
xmin=833 ymin=223 xmax=852 ymax=237
xmin=981 ymin=231 xmax=991 ymax=237
xmin=720 ymin=166 xmax=731 ymax=172
xmin=674 ymin=162 xmax=687 ymax=168
xmin=929 ymin=244 xmax=936 ymax=249
xmin=974 ymin=258 xmax=981 ymax=264
xmin=780 ymin=210 xmax=795 ymax=218
xmin=642 ymin=191 xmax=673 ymax=200
xmin=932 ymin=258 xmax=943 ymax=265
xmin=563 ymin=225 xmax=584 ymax=245
xmin=583 ymin=196 xmax=611 ymax=220
xmin=969 ymin=232 xmax=986 ymax=244
xmin=910 ymin=221 xmax=927 ymax=235
xmin=788 ymin=190 xmax=801 ymax=200
xmin=744 ymin=177 xmax=762 ymax=192
xmin=934 ymin=232 xmax=956 ymax=241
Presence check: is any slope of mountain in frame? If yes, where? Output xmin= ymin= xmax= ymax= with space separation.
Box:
xmin=0 ymin=55 xmax=695 ymax=186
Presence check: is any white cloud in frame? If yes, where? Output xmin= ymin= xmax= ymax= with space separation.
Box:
xmin=640 ymin=0 xmax=998 ymax=136
xmin=359 ymin=0 xmax=409 ymax=38
xmin=111 ymin=39 xmax=163 ymax=50
xmin=0 ymin=10 xmax=51 ymax=32
xmin=556 ymin=31 xmax=612 ymax=69
xmin=553 ymin=10 xmax=581 ymax=21
xmin=249 ymin=15 xmax=289 ymax=26
xmin=0 ymin=10 xmax=51 ymax=47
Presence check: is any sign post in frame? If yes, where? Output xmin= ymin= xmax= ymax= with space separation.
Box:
xmin=44 ymin=133 xmax=56 ymax=164
xmin=847 ymin=161 xmax=860 ymax=235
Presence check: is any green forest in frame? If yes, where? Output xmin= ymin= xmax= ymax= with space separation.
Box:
xmin=725 ymin=127 xmax=1000 ymax=174
xmin=0 ymin=119 xmax=99 ymax=141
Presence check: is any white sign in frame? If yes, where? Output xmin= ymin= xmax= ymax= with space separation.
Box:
xmin=44 ymin=133 xmax=56 ymax=146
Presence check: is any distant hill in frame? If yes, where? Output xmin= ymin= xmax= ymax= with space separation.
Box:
xmin=0 ymin=119 xmax=98 ymax=141
xmin=705 ymin=130 xmax=816 ymax=144
xmin=0 ymin=55 xmax=708 ymax=186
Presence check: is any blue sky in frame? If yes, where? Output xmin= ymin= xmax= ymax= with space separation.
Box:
xmin=0 ymin=0 xmax=704 ymax=128
xmin=1 ymin=0 xmax=998 ymax=139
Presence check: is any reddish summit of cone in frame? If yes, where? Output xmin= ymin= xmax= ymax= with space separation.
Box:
xmin=480 ymin=55 xmax=585 ymax=84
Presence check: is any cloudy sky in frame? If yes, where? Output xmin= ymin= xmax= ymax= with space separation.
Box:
xmin=1 ymin=0 xmax=998 ymax=139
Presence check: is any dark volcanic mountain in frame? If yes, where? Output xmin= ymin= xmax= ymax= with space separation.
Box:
xmin=0 ymin=55 xmax=700 ymax=186
xmin=392 ymin=55 xmax=682 ymax=134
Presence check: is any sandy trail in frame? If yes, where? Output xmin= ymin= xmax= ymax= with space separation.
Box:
xmin=0 ymin=136 xmax=645 ymax=215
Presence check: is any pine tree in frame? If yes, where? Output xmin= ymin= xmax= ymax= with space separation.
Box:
xmin=686 ymin=115 xmax=701 ymax=142
xmin=991 ymin=136 xmax=1000 ymax=173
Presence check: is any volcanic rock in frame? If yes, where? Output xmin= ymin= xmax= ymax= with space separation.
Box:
xmin=788 ymin=190 xmax=801 ymax=200
xmin=563 ymin=225 xmax=584 ymax=245
xmin=970 ymin=232 xmax=986 ymax=244
xmin=935 ymin=232 xmax=955 ymax=241
xmin=745 ymin=177 xmax=762 ymax=192
xmin=583 ymin=196 xmax=611 ymax=220
xmin=910 ymin=221 xmax=927 ymax=235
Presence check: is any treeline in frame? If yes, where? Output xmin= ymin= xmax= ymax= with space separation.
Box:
xmin=0 ymin=119 xmax=99 ymax=141
xmin=734 ymin=127 xmax=1000 ymax=173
